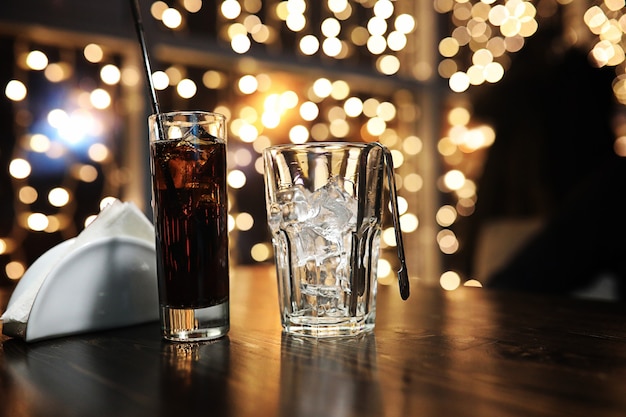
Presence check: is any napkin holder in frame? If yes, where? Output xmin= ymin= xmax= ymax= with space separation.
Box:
xmin=2 ymin=235 xmax=159 ymax=342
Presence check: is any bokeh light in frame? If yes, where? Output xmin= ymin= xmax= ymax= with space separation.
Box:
xmin=100 ymin=64 xmax=121 ymax=85
xmin=8 ymin=0 xmax=618 ymax=291
xmin=162 ymin=8 xmax=183 ymax=29
xmin=83 ymin=43 xmax=103 ymax=63
xmin=5 ymin=80 xmax=27 ymax=101
xmin=9 ymin=159 xmax=31 ymax=179
xmin=48 ymin=188 xmax=70 ymax=207
xmin=440 ymin=271 xmax=461 ymax=291
xmin=26 ymin=50 xmax=48 ymax=70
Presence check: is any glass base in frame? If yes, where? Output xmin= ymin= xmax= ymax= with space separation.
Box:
xmin=282 ymin=314 xmax=375 ymax=338
xmin=161 ymin=301 xmax=229 ymax=342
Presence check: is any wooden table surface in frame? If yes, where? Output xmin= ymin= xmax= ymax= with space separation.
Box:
xmin=1 ymin=265 xmax=626 ymax=417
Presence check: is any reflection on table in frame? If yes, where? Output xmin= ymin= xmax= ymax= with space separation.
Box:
xmin=1 ymin=265 xmax=626 ymax=417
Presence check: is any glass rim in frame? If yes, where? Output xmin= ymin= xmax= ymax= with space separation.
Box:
xmin=149 ymin=110 xmax=227 ymax=122
xmin=264 ymin=141 xmax=376 ymax=152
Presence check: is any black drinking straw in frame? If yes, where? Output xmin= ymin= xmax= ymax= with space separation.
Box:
xmin=130 ymin=0 xmax=161 ymax=116
xmin=129 ymin=0 xmax=181 ymax=208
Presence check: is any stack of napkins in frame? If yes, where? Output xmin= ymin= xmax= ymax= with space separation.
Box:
xmin=1 ymin=199 xmax=159 ymax=342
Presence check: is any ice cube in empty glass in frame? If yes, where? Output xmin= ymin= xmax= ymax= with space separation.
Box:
xmin=263 ymin=142 xmax=385 ymax=337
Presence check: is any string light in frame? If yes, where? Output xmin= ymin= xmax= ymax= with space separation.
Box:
xmin=2 ymin=1 xmax=427 ymax=287
xmin=2 ymin=39 xmax=128 ymax=281
xmin=583 ymin=1 xmax=626 ymax=104
xmin=141 ymin=0 xmax=426 ymax=282
xmin=5 ymin=80 xmax=27 ymax=101
xmin=433 ymin=1 xmax=626 ymax=289
xmin=436 ymin=0 xmax=538 ymax=92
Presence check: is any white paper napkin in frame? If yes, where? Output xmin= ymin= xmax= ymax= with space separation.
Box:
xmin=1 ymin=199 xmax=158 ymax=341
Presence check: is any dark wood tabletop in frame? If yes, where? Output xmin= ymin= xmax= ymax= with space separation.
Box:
xmin=1 ymin=265 xmax=626 ymax=417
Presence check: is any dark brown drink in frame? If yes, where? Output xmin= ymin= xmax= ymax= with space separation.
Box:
xmin=150 ymin=139 xmax=229 ymax=309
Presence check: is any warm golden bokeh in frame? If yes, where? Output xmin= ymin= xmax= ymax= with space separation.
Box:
xmin=1 ymin=0 xmax=625 ymax=289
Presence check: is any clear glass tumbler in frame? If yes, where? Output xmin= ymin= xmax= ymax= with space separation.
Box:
xmin=263 ymin=142 xmax=385 ymax=337
xmin=148 ymin=111 xmax=229 ymax=342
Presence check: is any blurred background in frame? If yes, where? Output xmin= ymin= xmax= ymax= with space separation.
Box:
xmin=0 ymin=0 xmax=625 ymax=298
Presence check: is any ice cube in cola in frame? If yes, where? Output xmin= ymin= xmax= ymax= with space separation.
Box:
xmin=151 ymin=138 xmax=229 ymax=309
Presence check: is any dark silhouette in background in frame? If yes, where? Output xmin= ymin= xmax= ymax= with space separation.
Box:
xmin=459 ymin=21 xmax=626 ymax=300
